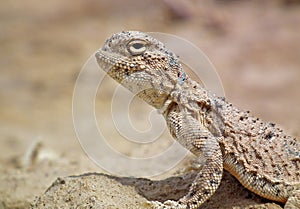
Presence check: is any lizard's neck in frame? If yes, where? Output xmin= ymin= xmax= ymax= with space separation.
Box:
xmin=158 ymin=77 xmax=205 ymax=116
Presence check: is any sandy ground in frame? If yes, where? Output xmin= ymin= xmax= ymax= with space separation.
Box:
xmin=0 ymin=0 xmax=300 ymax=208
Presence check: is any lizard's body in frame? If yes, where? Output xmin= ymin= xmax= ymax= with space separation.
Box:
xmin=96 ymin=31 xmax=300 ymax=208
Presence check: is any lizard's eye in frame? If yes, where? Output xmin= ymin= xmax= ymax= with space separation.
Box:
xmin=127 ymin=40 xmax=147 ymax=55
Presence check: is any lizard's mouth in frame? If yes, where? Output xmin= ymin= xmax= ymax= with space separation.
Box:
xmin=95 ymin=49 xmax=134 ymax=76
xmin=95 ymin=50 xmax=117 ymax=73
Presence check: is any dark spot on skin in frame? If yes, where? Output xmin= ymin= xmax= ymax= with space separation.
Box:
xmin=188 ymin=190 xmax=197 ymax=197
xmin=214 ymin=168 xmax=222 ymax=175
xmin=265 ymin=132 xmax=274 ymax=140
xmin=210 ymin=180 xmax=218 ymax=185
xmin=58 ymin=179 xmax=66 ymax=184
xmin=275 ymin=188 xmax=281 ymax=196
xmin=261 ymin=180 xmax=267 ymax=188
xmin=203 ymin=190 xmax=210 ymax=195
xmin=169 ymin=59 xmax=176 ymax=66
xmin=125 ymin=69 xmax=129 ymax=76
xmin=168 ymin=51 xmax=174 ymax=56
xmin=206 ymin=99 xmax=211 ymax=106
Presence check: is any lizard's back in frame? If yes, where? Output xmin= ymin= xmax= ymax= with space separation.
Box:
xmin=213 ymin=96 xmax=300 ymax=202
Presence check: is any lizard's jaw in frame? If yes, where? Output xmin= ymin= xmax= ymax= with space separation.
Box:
xmin=95 ymin=49 xmax=142 ymax=86
xmin=95 ymin=50 xmax=119 ymax=73
xmin=95 ymin=49 xmax=173 ymax=110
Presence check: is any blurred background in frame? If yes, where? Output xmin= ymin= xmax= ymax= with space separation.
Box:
xmin=0 ymin=0 xmax=299 ymax=208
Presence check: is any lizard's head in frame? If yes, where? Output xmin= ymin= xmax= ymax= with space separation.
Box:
xmin=95 ymin=31 xmax=186 ymax=109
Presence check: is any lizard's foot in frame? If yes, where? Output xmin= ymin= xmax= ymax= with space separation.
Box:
xmin=147 ymin=200 xmax=186 ymax=209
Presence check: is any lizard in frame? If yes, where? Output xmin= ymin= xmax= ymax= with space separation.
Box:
xmin=95 ymin=31 xmax=300 ymax=209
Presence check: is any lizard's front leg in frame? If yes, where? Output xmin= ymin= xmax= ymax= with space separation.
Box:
xmin=153 ymin=104 xmax=223 ymax=209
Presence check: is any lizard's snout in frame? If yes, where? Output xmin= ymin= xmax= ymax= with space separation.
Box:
xmin=95 ymin=50 xmax=113 ymax=73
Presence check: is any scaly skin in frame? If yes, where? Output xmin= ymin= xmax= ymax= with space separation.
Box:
xmin=95 ymin=31 xmax=300 ymax=209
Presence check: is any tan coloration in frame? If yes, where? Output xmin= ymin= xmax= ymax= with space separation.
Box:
xmin=95 ymin=31 xmax=300 ymax=209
